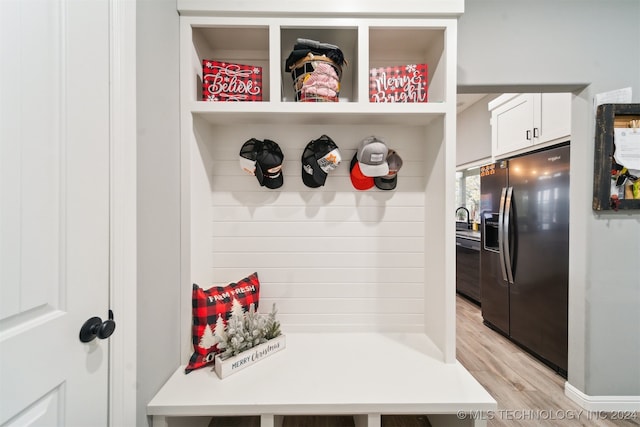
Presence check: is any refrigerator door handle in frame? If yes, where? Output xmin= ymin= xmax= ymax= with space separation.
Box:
xmin=503 ymin=186 xmax=515 ymax=284
xmin=498 ymin=187 xmax=508 ymax=282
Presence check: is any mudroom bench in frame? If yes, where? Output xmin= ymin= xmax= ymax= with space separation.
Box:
xmin=156 ymin=2 xmax=498 ymax=426
xmin=147 ymin=333 xmax=496 ymax=427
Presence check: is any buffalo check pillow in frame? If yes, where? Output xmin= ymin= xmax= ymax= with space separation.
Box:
xmin=185 ymin=272 xmax=260 ymax=373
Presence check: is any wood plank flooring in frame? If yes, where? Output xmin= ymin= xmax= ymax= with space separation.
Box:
xmin=456 ymin=294 xmax=639 ymax=427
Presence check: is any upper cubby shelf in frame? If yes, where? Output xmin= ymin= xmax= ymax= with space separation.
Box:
xmin=181 ymin=15 xmax=454 ymax=125
xmin=280 ymin=26 xmax=357 ymax=102
xmin=369 ymin=27 xmax=445 ymax=103
xmin=189 ymin=24 xmax=271 ymax=101
xmin=189 ymin=102 xmax=447 ymax=126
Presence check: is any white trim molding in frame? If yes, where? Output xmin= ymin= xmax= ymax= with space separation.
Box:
xmin=108 ymin=0 xmax=137 ymax=426
xmin=565 ymin=382 xmax=640 ymax=412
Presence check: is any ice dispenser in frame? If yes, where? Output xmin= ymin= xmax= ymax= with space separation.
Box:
xmin=483 ymin=212 xmax=500 ymax=252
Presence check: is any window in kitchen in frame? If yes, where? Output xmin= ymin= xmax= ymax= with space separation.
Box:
xmin=456 ymin=167 xmax=481 ymax=224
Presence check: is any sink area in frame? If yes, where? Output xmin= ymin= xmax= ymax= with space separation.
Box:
xmin=455 ymin=206 xmax=480 ymax=239
xmin=456 ymin=221 xmax=472 ymax=231
xmin=456 ymin=229 xmax=481 ymax=241
xmin=455 ymin=207 xmax=471 ymax=231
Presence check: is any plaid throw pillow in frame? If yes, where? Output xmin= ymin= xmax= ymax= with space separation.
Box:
xmin=185 ymin=272 xmax=260 ymax=373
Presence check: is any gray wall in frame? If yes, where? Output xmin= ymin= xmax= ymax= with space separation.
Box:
xmin=136 ymin=1 xmax=181 ymax=426
xmin=458 ymin=0 xmax=640 ymax=397
xmin=456 ymin=94 xmax=496 ymax=166
xmin=134 ymin=1 xmax=640 ymax=423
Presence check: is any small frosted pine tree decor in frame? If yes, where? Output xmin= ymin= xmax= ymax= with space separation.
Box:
xmin=263 ymin=303 xmax=281 ymax=340
xmin=218 ymin=301 xmax=282 ymax=361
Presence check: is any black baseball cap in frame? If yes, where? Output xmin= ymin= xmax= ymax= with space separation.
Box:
xmin=240 ymin=138 xmax=284 ymax=189
xmin=255 ymin=139 xmax=284 ymax=189
xmin=374 ymin=149 xmax=403 ymax=190
xmin=239 ymin=138 xmax=260 ymax=175
xmin=301 ymin=135 xmax=341 ymax=188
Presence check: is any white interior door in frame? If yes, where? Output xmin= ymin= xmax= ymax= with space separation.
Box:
xmin=1 ymin=0 xmax=112 ymax=425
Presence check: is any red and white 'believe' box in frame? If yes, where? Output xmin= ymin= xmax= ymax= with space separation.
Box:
xmin=202 ymin=60 xmax=262 ymax=102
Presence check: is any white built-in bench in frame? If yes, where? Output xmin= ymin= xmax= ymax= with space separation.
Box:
xmin=147 ymin=333 xmax=496 ymax=427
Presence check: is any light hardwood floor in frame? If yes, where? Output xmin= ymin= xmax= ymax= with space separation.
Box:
xmin=456 ymin=294 xmax=639 ymax=427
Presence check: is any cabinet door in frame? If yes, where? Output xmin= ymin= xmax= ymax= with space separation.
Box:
xmin=456 ymin=245 xmax=481 ymax=303
xmin=491 ymin=93 xmax=535 ymax=158
xmin=536 ymin=93 xmax=571 ymax=145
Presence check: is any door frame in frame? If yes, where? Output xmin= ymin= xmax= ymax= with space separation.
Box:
xmin=108 ymin=0 xmax=137 ymax=425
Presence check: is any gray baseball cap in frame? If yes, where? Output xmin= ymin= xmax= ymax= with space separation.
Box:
xmin=356 ymin=136 xmax=389 ymax=177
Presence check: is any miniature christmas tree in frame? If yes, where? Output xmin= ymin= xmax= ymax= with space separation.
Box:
xmin=243 ymin=303 xmax=267 ymax=348
xmin=264 ymin=303 xmax=281 ymax=340
xmin=219 ymin=299 xmax=252 ymax=359
xmin=218 ymin=301 xmax=282 ymax=361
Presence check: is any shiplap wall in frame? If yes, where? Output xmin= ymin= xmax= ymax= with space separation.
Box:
xmin=190 ymin=121 xmax=430 ymax=333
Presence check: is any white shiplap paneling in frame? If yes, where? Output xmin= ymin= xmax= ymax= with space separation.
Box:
xmin=191 ymin=123 xmax=430 ymax=332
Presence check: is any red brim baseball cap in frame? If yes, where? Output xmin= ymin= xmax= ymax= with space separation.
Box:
xmin=350 ymin=153 xmax=374 ymax=190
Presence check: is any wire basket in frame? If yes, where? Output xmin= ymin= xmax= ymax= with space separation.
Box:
xmin=289 ymin=53 xmax=342 ymax=102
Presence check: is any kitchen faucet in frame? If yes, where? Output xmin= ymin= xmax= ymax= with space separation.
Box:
xmin=456 ymin=206 xmax=470 ymax=229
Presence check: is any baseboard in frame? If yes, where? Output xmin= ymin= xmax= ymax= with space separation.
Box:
xmin=565 ymin=382 xmax=640 ymax=412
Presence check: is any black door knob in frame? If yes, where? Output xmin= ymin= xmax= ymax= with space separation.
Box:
xmin=79 ymin=310 xmax=116 ymax=343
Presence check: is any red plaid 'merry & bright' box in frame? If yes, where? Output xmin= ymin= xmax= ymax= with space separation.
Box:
xmin=369 ymin=64 xmax=428 ymax=103
xmin=202 ymin=60 xmax=262 ymax=102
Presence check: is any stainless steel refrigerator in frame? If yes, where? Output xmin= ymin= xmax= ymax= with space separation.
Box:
xmin=479 ymin=143 xmax=570 ymax=376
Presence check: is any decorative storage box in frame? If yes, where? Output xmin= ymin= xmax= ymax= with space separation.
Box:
xmin=214 ymin=335 xmax=286 ymax=379
xmin=202 ymin=60 xmax=262 ymax=102
xmin=369 ymin=64 xmax=428 ymax=103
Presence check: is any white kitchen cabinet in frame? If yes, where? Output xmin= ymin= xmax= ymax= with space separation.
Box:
xmin=538 ymin=92 xmax=572 ymax=144
xmin=489 ymin=92 xmax=571 ymax=158
xmin=148 ymin=2 xmax=495 ymax=425
xmin=489 ymin=93 xmax=536 ymax=156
